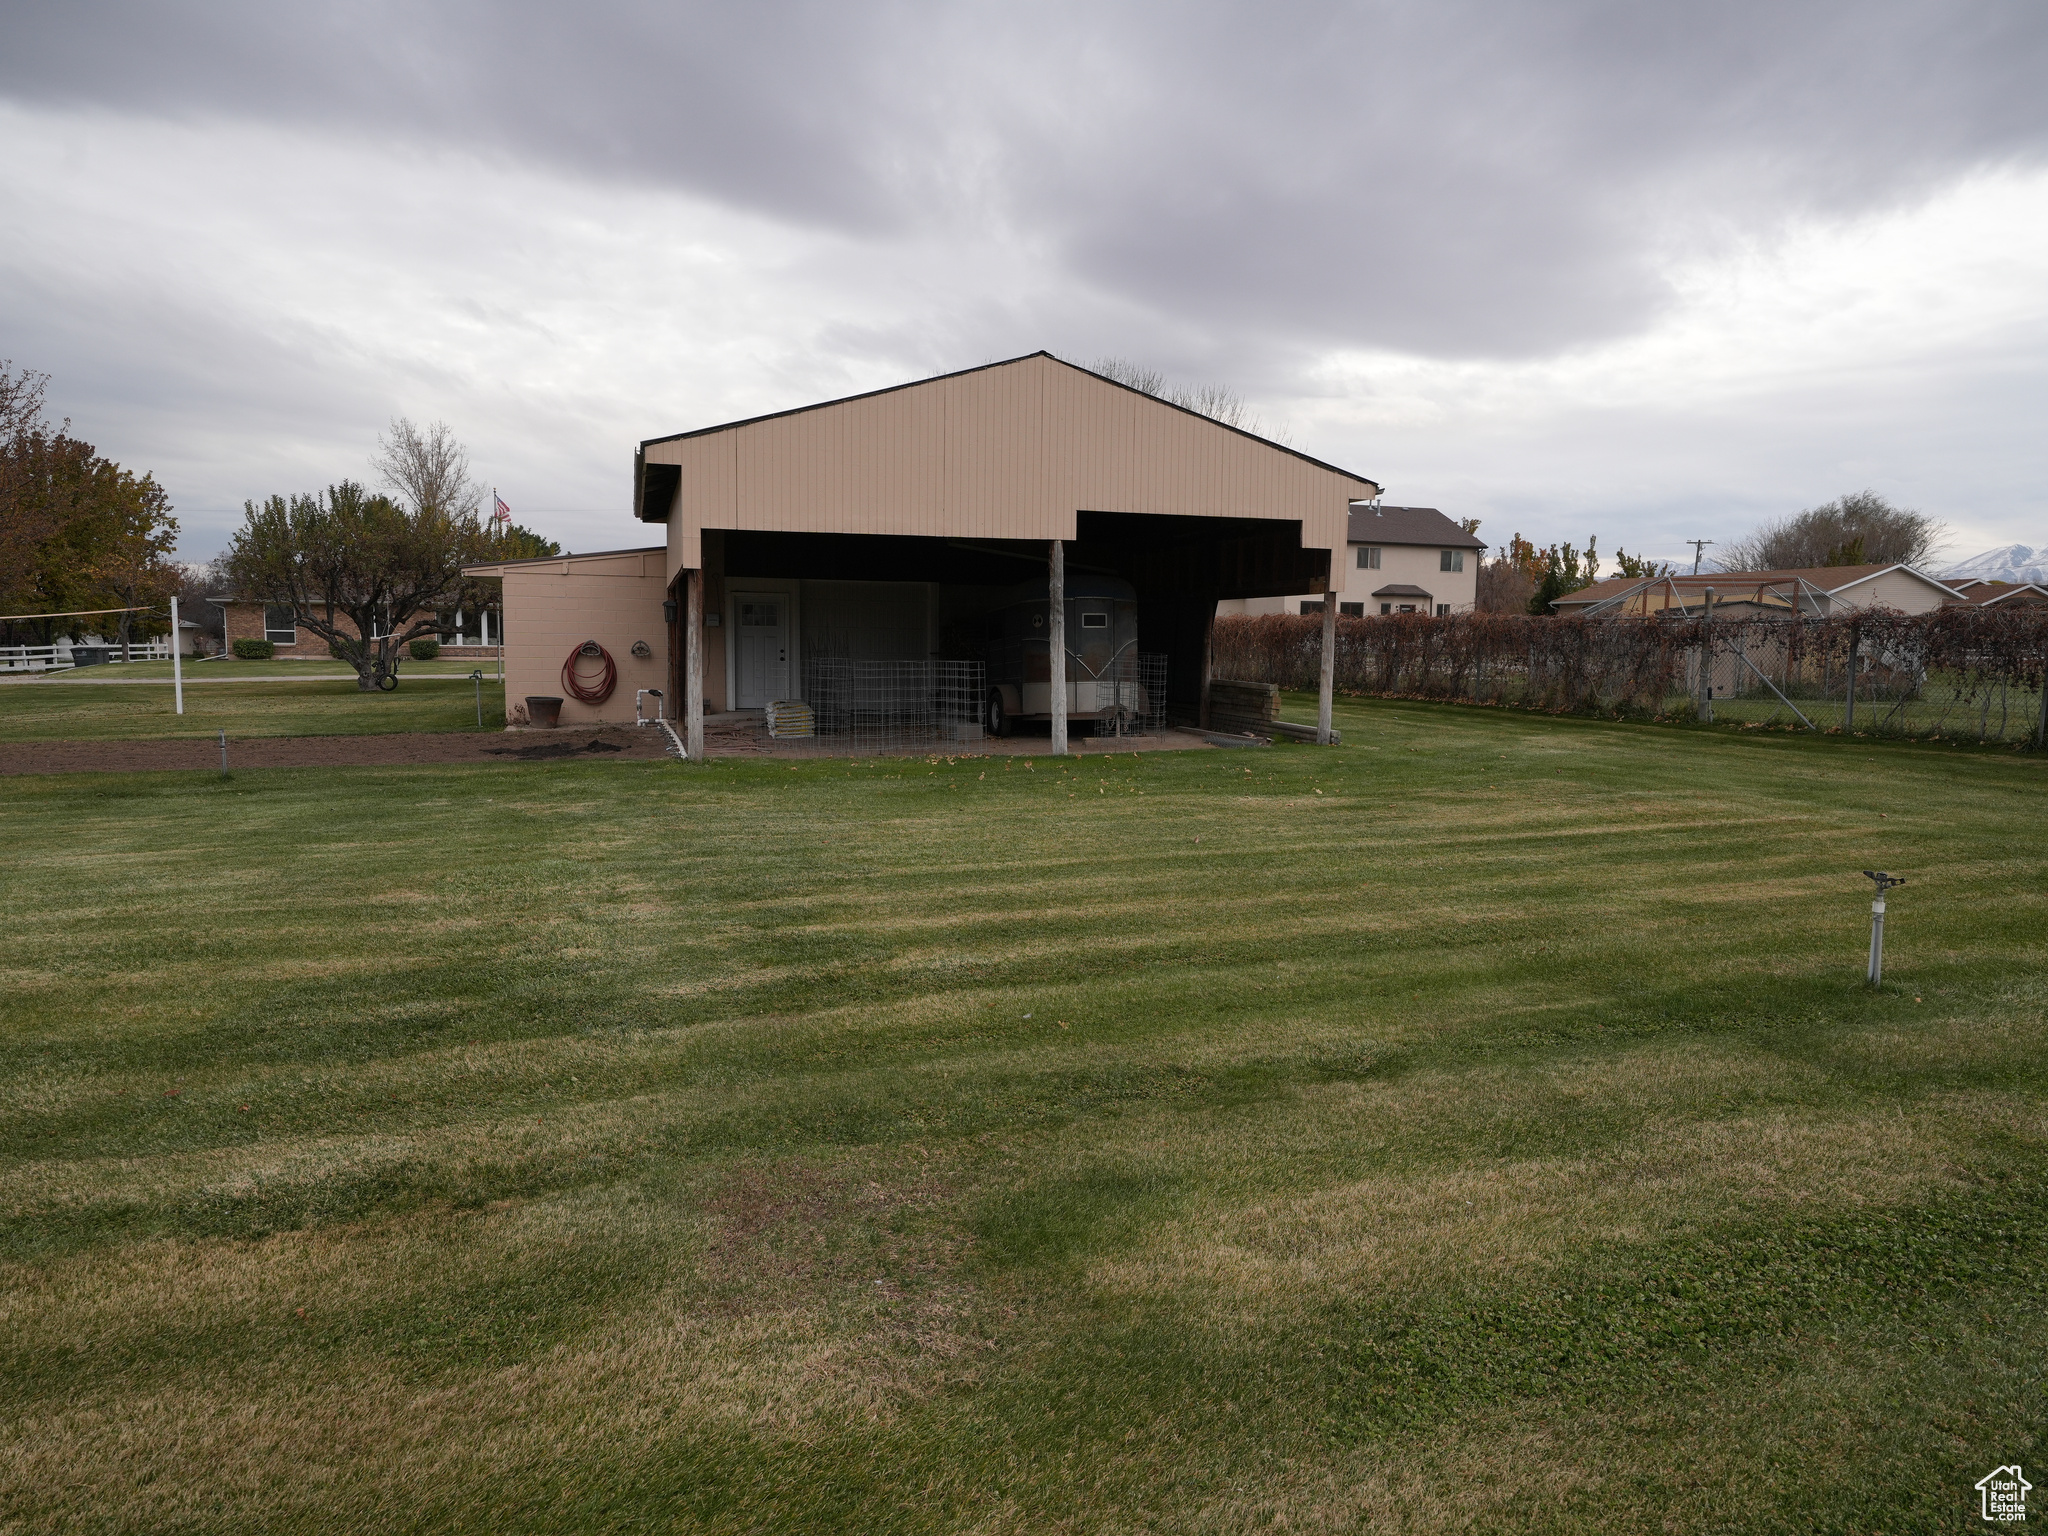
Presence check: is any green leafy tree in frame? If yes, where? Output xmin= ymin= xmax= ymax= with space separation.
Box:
xmin=492 ymin=521 xmax=561 ymax=559
xmin=1527 ymin=536 xmax=1601 ymax=614
xmin=1822 ymin=536 xmax=1867 ymax=567
xmin=1613 ymin=548 xmax=1671 ymax=579
xmin=228 ymin=481 xmax=494 ymax=690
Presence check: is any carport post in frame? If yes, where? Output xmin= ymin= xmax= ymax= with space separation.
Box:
xmin=684 ymin=568 xmax=705 ymax=761
xmin=1316 ymin=586 xmax=1337 ymax=745
xmin=1049 ymin=539 xmax=1068 ymax=755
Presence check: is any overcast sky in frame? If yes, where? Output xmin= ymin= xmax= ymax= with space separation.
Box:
xmin=5 ymin=0 xmax=2046 ymax=568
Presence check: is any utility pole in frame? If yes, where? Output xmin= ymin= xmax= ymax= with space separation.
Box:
xmin=1687 ymin=539 xmax=1714 ymax=575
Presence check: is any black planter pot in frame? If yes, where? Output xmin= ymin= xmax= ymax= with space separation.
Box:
xmin=525 ymin=695 xmax=563 ymax=728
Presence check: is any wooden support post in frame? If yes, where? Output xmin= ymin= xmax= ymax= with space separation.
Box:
xmin=1049 ymin=539 xmax=1068 ymax=755
xmin=1317 ymin=587 xmax=1337 ymax=745
xmin=1198 ymin=602 xmax=1215 ymax=730
xmin=685 ymin=567 xmax=705 ymax=761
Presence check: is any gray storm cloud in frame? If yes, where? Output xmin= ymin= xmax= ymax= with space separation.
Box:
xmin=7 ymin=0 xmax=2046 ymax=362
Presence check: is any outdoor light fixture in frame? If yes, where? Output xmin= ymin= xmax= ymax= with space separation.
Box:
xmin=1863 ymin=871 xmax=1905 ymax=985
xmin=662 ymin=599 xmax=678 ymax=625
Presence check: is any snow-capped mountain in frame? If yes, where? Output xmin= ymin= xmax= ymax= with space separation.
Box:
xmin=1941 ymin=544 xmax=2048 ymax=585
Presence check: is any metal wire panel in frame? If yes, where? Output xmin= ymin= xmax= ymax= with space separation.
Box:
xmin=1089 ymin=652 xmax=1169 ymax=738
xmin=788 ymin=660 xmax=987 ymax=755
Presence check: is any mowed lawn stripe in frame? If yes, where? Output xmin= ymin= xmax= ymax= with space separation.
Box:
xmin=0 ymin=693 xmax=2042 ymax=1533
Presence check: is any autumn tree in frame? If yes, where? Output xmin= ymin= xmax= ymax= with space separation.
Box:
xmin=0 ymin=360 xmax=180 ymax=649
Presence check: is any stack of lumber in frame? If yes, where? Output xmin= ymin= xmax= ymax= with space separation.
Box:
xmin=763 ymin=699 xmax=816 ymax=738
xmin=1208 ymin=679 xmax=1278 ymax=737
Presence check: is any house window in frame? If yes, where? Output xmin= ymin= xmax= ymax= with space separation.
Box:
xmin=1300 ymin=601 xmax=1325 ymax=615
xmin=1440 ymin=549 xmax=1465 ymax=572
xmin=1397 ymin=604 xmax=1417 ymax=613
xmin=1339 ymin=602 xmax=1364 ymax=616
xmin=1081 ymin=612 xmax=1109 ymax=629
xmin=1356 ymin=546 xmax=1381 ymax=569
xmin=1436 ymin=603 xmax=1450 ymax=616
xmin=1380 ymin=603 xmax=1391 ymax=614
xmin=263 ymin=605 xmax=297 ymax=644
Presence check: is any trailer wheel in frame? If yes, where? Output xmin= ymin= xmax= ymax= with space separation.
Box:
xmin=985 ymin=688 xmax=1013 ymax=737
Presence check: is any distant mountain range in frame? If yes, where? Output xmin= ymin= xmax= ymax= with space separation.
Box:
xmin=1941 ymin=544 xmax=2048 ymax=585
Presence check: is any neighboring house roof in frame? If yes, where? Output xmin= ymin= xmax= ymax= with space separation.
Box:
xmin=1347 ymin=505 xmax=1486 ymax=549
xmin=1371 ymin=583 xmax=1435 ymax=598
xmin=1949 ymin=579 xmax=2048 ymax=608
xmin=1553 ymin=562 xmax=1960 ymax=612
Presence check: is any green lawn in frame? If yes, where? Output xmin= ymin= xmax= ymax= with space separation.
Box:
xmin=0 ymin=674 xmax=506 ymax=740
xmin=3 ymin=698 xmax=2042 ymax=1533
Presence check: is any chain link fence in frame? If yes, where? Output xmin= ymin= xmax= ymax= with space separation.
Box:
xmin=1213 ymin=609 xmax=2048 ymax=746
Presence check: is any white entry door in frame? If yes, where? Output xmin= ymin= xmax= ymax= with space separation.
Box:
xmin=734 ymin=595 xmax=790 ymax=706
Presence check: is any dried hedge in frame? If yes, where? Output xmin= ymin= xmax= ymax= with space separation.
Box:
xmin=1213 ymin=607 xmax=2048 ymax=742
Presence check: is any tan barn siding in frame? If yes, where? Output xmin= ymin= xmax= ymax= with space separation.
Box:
xmin=574 ymin=354 xmax=1381 ymax=729
xmin=654 ymin=353 xmax=1369 ymax=588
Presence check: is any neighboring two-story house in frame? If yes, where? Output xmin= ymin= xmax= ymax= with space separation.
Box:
xmin=1215 ymin=504 xmax=1484 ymax=618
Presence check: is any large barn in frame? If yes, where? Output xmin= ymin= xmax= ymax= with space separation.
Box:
xmin=467 ymin=353 xmax=1380 ymax=753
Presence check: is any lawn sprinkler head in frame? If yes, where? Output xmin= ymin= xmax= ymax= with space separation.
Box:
xmin=1862 ymin=872 xmax=1904 ymax=986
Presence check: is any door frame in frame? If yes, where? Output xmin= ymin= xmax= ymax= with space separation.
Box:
xmin=726 ymin=584 xmax=802 ymax=709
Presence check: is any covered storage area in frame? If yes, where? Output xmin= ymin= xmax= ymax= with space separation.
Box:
xmin=483 ymin=351 xmax=1379 ymax=753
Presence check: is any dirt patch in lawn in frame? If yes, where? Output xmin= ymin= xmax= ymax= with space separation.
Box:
xmin=1 ymin=715 xmax=1227 ymax=774
xmin=0 ymin=728 xmax=673 ymax=775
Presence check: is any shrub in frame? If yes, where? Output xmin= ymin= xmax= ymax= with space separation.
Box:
xmin=409 ymin=638 xmax=441 ymax=661
xmin=232 ymin=638 xmax=275 ymax=661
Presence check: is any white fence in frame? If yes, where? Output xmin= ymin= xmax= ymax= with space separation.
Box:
xmin=0 ymin=638 xmax=174 ymax=673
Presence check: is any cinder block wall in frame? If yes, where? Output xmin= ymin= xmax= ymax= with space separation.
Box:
xmin=498 ymin=554 xmax=669 ymax=726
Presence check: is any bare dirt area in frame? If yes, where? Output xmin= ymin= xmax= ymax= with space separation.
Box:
xmin=697 ymin=710 xmax=1225 ymax=759
xmin=0 ymin=727 xmax=673 ymax=775
xmin=0 ymin=716 xmax=1230 ymax=775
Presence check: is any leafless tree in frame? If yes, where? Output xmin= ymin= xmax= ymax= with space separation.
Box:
xmin=1087 ymin=357 xmax=1285 ymax=440
xmin=372 ymin=418 xmax=480 ymax=518
xmin=1089 ymin=357 xmax=1167 ymax=396
xmin=1719 ymin=491 xmax=1947 ymax=572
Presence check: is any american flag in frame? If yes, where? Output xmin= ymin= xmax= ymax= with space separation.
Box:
xmin=493 ymin=493 xmax=512 ymax=524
